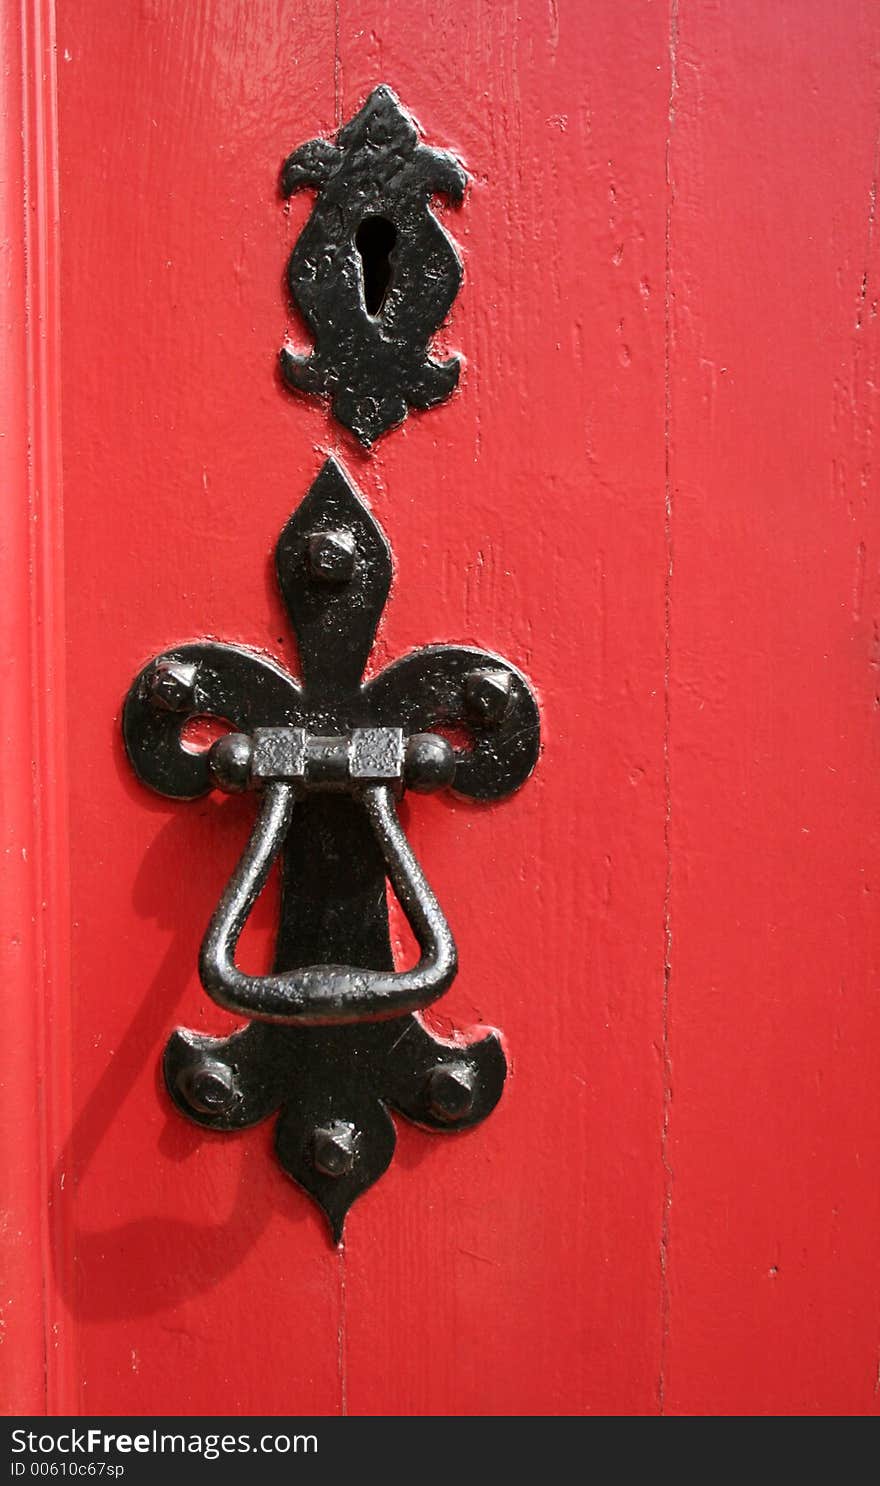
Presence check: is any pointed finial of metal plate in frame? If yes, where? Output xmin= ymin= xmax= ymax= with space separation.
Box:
xmin=275 ymin=457 xmax=391 ymax=698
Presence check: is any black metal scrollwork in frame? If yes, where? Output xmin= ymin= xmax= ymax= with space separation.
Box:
xmin=279 ymin=86 xmax=466 ymax=446
xmin=123 ymin=459 xmax=539 ymax=1241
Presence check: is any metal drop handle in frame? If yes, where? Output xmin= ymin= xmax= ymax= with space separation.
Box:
xmin=122 ymin=457 xmax=540 ymax=1239
xmin=199 ymin=780 xmax=457 ymax=1026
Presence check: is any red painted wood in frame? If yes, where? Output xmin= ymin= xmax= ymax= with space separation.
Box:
xmin=53 ymin=0 xmax=344 ymax=1416
xmin=335 ymin=0 xmax=669 ymax=1417
xmin=664 ymin=0 xmax=880 ymax=1416
xmin=0 ymin=0 xmax=48 ymax=1416
xmin=2 ymin=0 xmax=877 ymax=1416
xmin=49 ymin=0 xmax=669 ymax=1415
xmin=0 ymin=0 xmax=71 ymax=1414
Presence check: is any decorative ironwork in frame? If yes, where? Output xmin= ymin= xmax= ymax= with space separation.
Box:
xmin=123 ymin=459 xmax=539 ymax=1242
xmin=279 ymin=86 xmax=466 ymax=446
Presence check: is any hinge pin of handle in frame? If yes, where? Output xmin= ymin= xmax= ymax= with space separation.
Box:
xmin=208 ymin=726 xmax=456 ymax=797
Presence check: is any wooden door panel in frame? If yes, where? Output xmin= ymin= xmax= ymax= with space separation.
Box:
xmin=665 ymin=1 xmax=880 ymax=1415
xmin=51 ymin=0 xmax=669 ymax=1416
xmin=3 ymin=0 xmax=879 ymax=1418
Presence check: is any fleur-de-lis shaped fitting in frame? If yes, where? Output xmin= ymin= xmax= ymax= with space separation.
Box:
xmin=279 ymin=86 xmax=467 ymax=446
xmin=123 ymin=459 xmax=539 ymax=1241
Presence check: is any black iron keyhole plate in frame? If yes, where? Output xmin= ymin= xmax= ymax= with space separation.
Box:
xmin=279 ymin=86 xmax=467 ymax=447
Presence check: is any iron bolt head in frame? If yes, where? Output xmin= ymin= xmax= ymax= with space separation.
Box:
xmin=307 ymin=528 xmax=357 ymax=583
xmin=176 ymin=1059 xmax=238 ymax=1115
xmin=148 ymin=660 xmax=198 ymax=713
xmin=427 ymin=1061 xmax=476 ymax=1123
xmin=208 ymin=732 xmax=253 ymax=794
xmin=312 ymin=1121 xmax=358 ymax=1177
xmin=464 ymin=668 xmax=513 ymax=727
xmin=404 ymin=732 xmax=456 ymax=793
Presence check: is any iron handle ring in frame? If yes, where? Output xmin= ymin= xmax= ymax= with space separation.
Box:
xmin=198 ymin=782 xmax=458 ymax=1026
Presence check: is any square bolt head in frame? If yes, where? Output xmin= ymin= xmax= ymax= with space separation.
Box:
xmin=307 ymin=528 xmax=357 ymax=583
xmin=148 ymin=660 xmax=198 ymax=712
xmin=176 ymin=1058 xmax=238 ymax=1114
xmin=312 ymin=1121 xmax=359 ymax=1178
xmin=464 ymin=667 xmax=514 ymax=727
xmin=427 ymin=1061 xmax=476 ymax=1122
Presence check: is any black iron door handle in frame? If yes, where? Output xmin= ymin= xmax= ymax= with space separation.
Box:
xmin=123 ymin=457 xmax=540 ymax=1240
xmin=200 ymin=759 xmax=457 ymax=1025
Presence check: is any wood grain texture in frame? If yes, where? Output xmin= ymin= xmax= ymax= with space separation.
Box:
xmin=335 ymin=0 xmax=669 ymax=1417
xmin=54 ymin=0 xmax=344 ymax=1415
xmin=663 ymin=0 xmax=880 ymax=1416
xmin=19 ymin=0 xmax=880 ymax=1416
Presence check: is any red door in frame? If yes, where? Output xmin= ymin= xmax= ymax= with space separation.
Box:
xmin=3 ymin=0 xmax=880 ymax=1418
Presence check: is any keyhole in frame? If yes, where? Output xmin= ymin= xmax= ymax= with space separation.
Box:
xmin=355 ymin=215 xmax=397 ymax=317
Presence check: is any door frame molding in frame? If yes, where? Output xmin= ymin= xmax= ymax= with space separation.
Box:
xmin=0 ymin=0 xmax=72 ymax=1414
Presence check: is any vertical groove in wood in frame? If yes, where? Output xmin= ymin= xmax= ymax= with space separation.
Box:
xmin=659 ymin=0 xmax=680 ymax=1417
xmin=0 ymin=0 xmax=45 ymax=1415
xmin=23 ymin=0 xmax=74 ymax=1414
